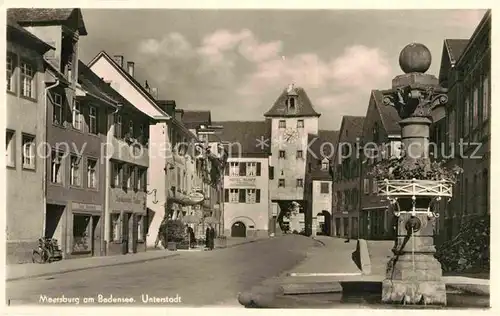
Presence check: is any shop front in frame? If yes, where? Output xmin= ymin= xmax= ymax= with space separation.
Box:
xmin=67 ymin=202 xmax=104 ymax=258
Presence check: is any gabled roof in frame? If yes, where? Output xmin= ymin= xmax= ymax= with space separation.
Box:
xmin=306 ymin=130 xmax=339 ymax=181
xmin=456 ymin=9 xmax=491 ymax=67
xmin=182 ymin=110 xmax=212 ymax=130
xmin=87 ymin=50 xmax=169 ymax=118
xmin=77 ymin=60 xmax=154 ymax=120
xmin=211 ymin=120 xmax=271 ymax=157
xmin=338 ymin=116 xmax=365 ymax=143
xmin=438 ymin=39 xmax=469 ymax=85
xmin=264 ymin=85 xmax=321 ymax=118
xmin=6 ymin=19 xmax=54 ymax=53
xmin=8 ymin=8 xmax=88 ymax=36
xmin=371 ymin=90 xmax=401 ymax=136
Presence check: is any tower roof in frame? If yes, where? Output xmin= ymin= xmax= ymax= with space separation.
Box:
xmin=264 ymin=84 xmax=321 ymax=118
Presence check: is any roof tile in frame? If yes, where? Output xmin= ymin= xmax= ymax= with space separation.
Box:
xmin=264 ymin=85 xmax=320 ymax=117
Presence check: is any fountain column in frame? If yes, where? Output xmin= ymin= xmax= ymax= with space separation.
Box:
xmin=379 ymin=43 xmax=449 ymax=305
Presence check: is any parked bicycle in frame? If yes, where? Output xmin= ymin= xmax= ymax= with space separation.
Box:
xmin=32 ymin=237 xmax=63 ymax=264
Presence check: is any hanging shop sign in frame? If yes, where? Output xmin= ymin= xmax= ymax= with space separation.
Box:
xmin=188 ymin=192 xmax=205 ymax=204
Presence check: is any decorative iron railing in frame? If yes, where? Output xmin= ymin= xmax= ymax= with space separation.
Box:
xmin=377 ymin=179 xmax=453 ymax=198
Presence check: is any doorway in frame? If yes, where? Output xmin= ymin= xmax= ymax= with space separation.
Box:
xmin=45 ymin=204 xmax=64 ymax=238
xmin=231 ymin=221 xmax=246 ymax=237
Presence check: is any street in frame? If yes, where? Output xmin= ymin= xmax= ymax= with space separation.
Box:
xmin=6 ymin=235 xmax=319 ymax=306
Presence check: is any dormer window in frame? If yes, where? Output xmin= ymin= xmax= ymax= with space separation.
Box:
xmin=321 ymin=158 xmax=329 ymax=171
xmin=61 ymin=32 xmax=76 ymax=81
xmin=287 ymin=97 xmax=296 ymax=111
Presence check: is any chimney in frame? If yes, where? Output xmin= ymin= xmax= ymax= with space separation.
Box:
xmin=127 ymin=61 xmax=135 ymax=77
xmin=174 ymin=109 xmax=184 ymax=122
xmin=113 ymin=55 xmax=124 ymax=68
xmin=150 ymin=87 xmax=158 ymax=99
xmin=157 ymin=100 xmax=176 ymax=116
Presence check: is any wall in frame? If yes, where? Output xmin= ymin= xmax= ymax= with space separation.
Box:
xmin=269 ymin=116 xmax=318 ymax=201
xmin=223 ymin=157 xmax=270 ymax=237
xmin=312 ymin=180 xmax=332 ymax=215
xmin=5 ymin=40 xmax=47 ymax=263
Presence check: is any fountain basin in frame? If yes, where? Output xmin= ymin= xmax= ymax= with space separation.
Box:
xmin=238 ymin=280 xmax=489 ymax=309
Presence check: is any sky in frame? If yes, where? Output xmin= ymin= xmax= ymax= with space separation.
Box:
xmin=78 ymin=9 xmax=486 ymax=130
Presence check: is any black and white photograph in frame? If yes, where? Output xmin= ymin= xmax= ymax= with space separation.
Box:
xmin=3 ymin=3 xmax=493 ymax=312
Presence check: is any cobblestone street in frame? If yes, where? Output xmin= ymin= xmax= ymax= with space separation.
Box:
xmin=6 ymin=235 xmax=319 ymax=306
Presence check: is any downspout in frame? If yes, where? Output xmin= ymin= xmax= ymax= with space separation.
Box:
xmin=104 ymin=105 xmax=121 ymax=255
xmin=42 ymin=79 xmax=60 ymax=238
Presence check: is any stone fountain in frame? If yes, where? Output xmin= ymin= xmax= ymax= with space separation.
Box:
xmin=377 ymin=43 xmax=451 ymax=305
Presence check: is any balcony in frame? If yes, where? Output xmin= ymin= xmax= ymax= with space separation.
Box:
xmin=377 ymin=179 xmax=452 ymax=198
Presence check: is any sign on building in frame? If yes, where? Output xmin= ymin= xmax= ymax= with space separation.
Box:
xmin=228 ymin=177 xmax=257 ymax=188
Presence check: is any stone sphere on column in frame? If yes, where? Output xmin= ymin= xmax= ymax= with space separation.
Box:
xmin=399 ymin=43 xmax=432 ymax=74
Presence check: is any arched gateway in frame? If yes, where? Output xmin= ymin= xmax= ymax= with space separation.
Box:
xmin=231 ymin=221 xmax=246 ymax=237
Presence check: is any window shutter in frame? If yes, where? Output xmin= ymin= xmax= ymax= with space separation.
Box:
xmin=239 ymin=163 xmax=246 ymax=176
xmin=110 ymin=162 xmax=115 ymax=187
xmin=269 ymin=166 xmax=274 ymax=180
xmin=224 ymin=189 xmax=229 ymax=202
xmin=256 ymin=162 xmax=261 ymax=176
xmin=256 ymin=189 xmax=261 ymax=203
xmin=239 ymin=189 xmax=246 ymax=203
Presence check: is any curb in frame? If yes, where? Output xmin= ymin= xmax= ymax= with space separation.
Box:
xmin=217 ymin=238 xmax=268 ymax=250
xmin=358 ymin=239 xmax=372 ymax=275
xmin=311 ymin=237 xmax=326 ymax=246
xmin=7 ymin=253 xmax=180 ymax=282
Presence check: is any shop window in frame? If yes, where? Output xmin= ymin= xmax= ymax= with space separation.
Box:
xmin=73 ymin=214 xmax=91 ymax=253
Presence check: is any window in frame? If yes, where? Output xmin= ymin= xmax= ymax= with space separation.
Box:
xmin=320 ymin=182 xmax=329 ymax=194
xmin=247 ymin=189 xmax=256 ymax=203
xmin=279 ymin=150 xmax=286 ymax=159
xmin=372 ymin=179 xmax=378 ymax=194
xmin=321 ymin=159 xmax=329 ymax=170
xmin=472 ymin=87 xmax=479 ymax=129
xmin=278 ymin=179 xmax=285 ymax=187
xmin=21 ymin=134 xmax=35 ymax=170
xmin=247 ymin=162 xmax=257 ymax=176
xmin=72 ymin=100 xmax=82 ymax=130
xmin=128 ymin=120 xmax=134 ymax=137
xmin=279 ymin=120 xmax=286 ymax=128
xmin=70 ymin=155 xmax=82 ymax=186
xmin=138 ymin=168 xmax=147 ymax=191
xmin=87 ymin=158 xmax=97 ymax=189
xmin=229 ymin=162 xmax=239 ymax=176
xmin=123 ymin=165 xmax=131 ymax=188
xmin=7 ymin=54 xmax=15 ymax=92
xmin=363 ymin=179 xmax=369 ymax=194
xmin=110 ymin=213 xmax=120 ymax=242
xmin=137 ymin=215 xmax=144 ymax=241
xmin=297 ymin=120 xmax=304 ymax=128
xmin=53 ymin=93 xmax=62 ymax=125
xmin=89 ymin=106 xmax=98 ymax=134
xmin=296 ymin=150 xmax=303 ymax=159
xmin=112 ymin=162 xmax=121 ymax=187
xmin=464 ymin=96 xmax=470 ymax=137
xmin=51 ymin=151 xmax=63 ymax=184
xmin=72 ymin=214 xmax=91 ymax=253
xmin=288 ymin=97 xmax=296 ymax=110
xmin=239 ymin=189 xmax=246 ymax=203
xmin=483 ymin=169 xmax=489 ymax=214
xmin=20 ymin=61 xmax=35 ymax=98
xmin=296 ymin=178 xmax=303 ymax=187
xmin=114 ymin=114 xmax=122 ymax=138
xmin=229 ymin=189 xmax=239 ymax=203
xmin=6 ymin=130 xmax=15 ymax=167
xmin=482 ymin=75 xmax=489 ymax=122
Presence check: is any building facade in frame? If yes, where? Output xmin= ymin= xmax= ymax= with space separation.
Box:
xmin=332 ymin=116 xmax=364 ymax=239
xmin=358 ymin=90 xmax=402 ymax=240
xmin=5 ymin=16 xmax=54 ymax=263
xmin=304 ymin=130 xmax=339 ymax=236
xmin=213 ymin=121 xmax=271 ymax=237
xmin=265 ymin=84 xmax=320 ymax=234
xmin=435 ymin=10 xmax=491 ymax=244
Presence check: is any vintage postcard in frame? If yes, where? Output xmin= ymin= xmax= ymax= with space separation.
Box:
xmin=2 ymin=2 xmax=492 ymax=314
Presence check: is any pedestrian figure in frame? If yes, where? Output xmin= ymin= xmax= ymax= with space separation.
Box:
xmin=155 ymin=217 xmax=168 ymax=249
xmin=206 ymin=224 xmax=216 ymax=250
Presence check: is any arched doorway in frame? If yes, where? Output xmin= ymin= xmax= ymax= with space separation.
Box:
xmin=317 ymin=211 xmax=332 ymax=236
xmin=231 ymin=221 xmax=246 ymax=237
